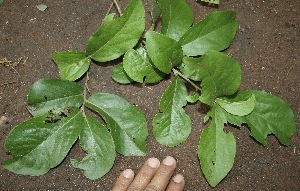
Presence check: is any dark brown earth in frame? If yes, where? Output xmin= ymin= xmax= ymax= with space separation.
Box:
xmin=0 ymin=0 xmax=299 ymax=190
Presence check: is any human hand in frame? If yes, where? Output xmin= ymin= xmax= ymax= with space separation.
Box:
xmin=112 ymin=156 xmax=185 ymax=191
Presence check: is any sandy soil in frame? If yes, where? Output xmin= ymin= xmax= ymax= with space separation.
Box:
xmin=0 ymin=0 xmax=299 ymax=190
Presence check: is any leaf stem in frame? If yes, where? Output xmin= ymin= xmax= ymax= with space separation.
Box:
xmin=112 ymin=0 xmax=123 ymax=16
xmin=81 ymin=72 xmax=90 ymax=118
xmin=172 ymin=68 xmax=201 ymax=92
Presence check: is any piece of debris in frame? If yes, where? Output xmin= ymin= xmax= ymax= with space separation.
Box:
xmin=0 ymin=116 xmax=8 ymax=126
xmin=36 ymin=4 xmax=47 ymax=11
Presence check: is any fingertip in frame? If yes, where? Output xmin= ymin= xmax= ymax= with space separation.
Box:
xmin=173 ymin=174 xmax=184 ymax=184
xmin=162 ymin=156 xmax=176 ymax=167
xmin=166 ymin=174 xmax=185 ymax=191
xmin=147 ymin=157 xmax=160 ymax=169
xmin=112 ymin=169 xmax=135 ymax=191
xmin=122 ymin=169 xmax=134 ymax=179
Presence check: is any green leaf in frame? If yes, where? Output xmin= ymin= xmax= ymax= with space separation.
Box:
xmin=123 ymin=47 xmax=165 ymax=83
xmin=0 ymin=0 xmax=3 ymax=5
xmin=179 ymin=11 xmax=238 ymax=56
xmin=86 ymin=0 xmax=145 ymax=62
xmin=152 ymin=76 xmax=192 ymax=146
xmin=99 ymin=13 xmax=116 ymax=30
xmin=186 ymin=91 xmax=200 ymax=103
xmin=149 ymin=0 xmax=161 ymax=25
xmin=197 ymin=50 xmax=241 ymax=106
xmin=158 ymin=0 xmax=193 ymax=41
xmin=52 ymin=51 xmax=90 ymax=81
xmin=27 ymin=79 xmax=84 ymax=117
xmin=111 ymin=63 xmax=134 ymax=84
xmin=146 ymin=31 xmax=183 ymax=74
xmin=198 ymin=107 xmax=236 ymax=187
xmin=216 ymin=92 xmax=256 ymax=116
xmin=71 ymin=116 xmax=115 ymax=180
xmin=179 ymin=57 xmax=203 ymax=81
xmin=244 ymin=90 xmax=296 ymax=146
xmin=86 ymin=93 xmax=148 ymax=156
xmin=2 ymin=108 xmax=84 ymax=176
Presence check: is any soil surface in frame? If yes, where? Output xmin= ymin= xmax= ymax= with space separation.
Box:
xmin=0 ymin=0 xmax=299 ymax=190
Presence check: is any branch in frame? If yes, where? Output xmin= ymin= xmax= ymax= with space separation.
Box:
xmin=112 ymin=0 xmax=123 ymax=16
xmin=172 ymin=68 xmax=201 ymax=92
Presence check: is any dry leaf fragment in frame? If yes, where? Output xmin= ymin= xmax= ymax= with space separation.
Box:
xmin=36 ymin=4 xmax=47 ymax=11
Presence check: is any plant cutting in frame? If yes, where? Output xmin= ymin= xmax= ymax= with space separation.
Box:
xmin=2 ymin=0 xmax=296 ymax=188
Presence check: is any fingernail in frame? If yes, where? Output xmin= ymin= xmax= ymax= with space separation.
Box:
xmin=147 ymin=157 xmax=160 ymax=168
xmin=122 ymin=169 xmax=134 ymax=179
xmin=162 ymin=156 xmax=176 ymax=166
xmin=173 ymin=174 xmax=184 ymax=183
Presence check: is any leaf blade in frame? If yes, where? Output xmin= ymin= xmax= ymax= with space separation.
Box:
xmin=198 ymin=107 xmax=236 ymax=187
xmin=51 ymin=51 xmax=90 ymax=81
xmin=123 ymin=47 xmax=165 ymax=83
xmin=86 ymin=0 xmax=145 ymax=62
xmin=158 ymin=0 xmax=193 ymax=41
xmin=86 ymin=93 xmax=148 ymax=156
xmin=2 ymin=108 xmax=84 ymax=176
xmin=71 ymin=116 xmax=116 ymax=180
xmin=27 ymin=79 xmax=84 ymax=117
xmin=146 ymin=31 xmax=183 ymax=74
xmin=245 ymin=90 xmax=296 ymax=146
xmin=152 ymin=76 xmax=192 ymax=146
xmin=197 ymin=50 xmax=241 ymax=106
xmin=111 ymin=63 xmax=134 ymax=84
xmin=179 ymin=11 xmax=238 ymax=56
xmin=216 ymin=92 xmax=256 ymax=116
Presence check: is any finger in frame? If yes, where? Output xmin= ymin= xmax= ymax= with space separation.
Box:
xmin=127 ymin=157 xmax=160 ymax=191
xmin=145 ymin=156 xmax=177 ymax=191
xmin=112 ymin=169 xmax=135 ymax=191
xmin=166 ymin=174 xmax=185 ymax=191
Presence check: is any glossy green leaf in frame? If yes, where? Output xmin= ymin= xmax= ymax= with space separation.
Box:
xmin=86 ymin=93 xmax=148 ymax=156
xmin=216 ymin=93 xmax=256 ymax=116
xmin=0 ymin=0 xmax=4 ymax=5
xmin=198 ymin=106 xmax=236 ymax=187
xmin=179 ymin=57 xmax=203 ymax=81
xmin=146 ymin=31 xmax=183 ymax=74
xmin=86 ymin=0 xmax=145 ymax=62
xmin=27 ymin=79 xmax=84 ymax=117
xmin=158 ymin=0 xmax=193 ymax=41
xmin=152 ymin=76 xmax=192 ymax=146
xmin=123 ymin=47 xmax=165 ymax=83
xmin=179 ymin=11 xmax=237 ymax=56
xmin=2 ymin=108 xmax=84 ymax=176
xmin=245 ymin=90 xmax=296 ymax=146
xmin=52 ymin=51 xmax=90 ymax=81
xmin=111 ymin=63 xmax=134 ymax=84
xmin=71 ymin=116 xmax=115 ymax=180
xmin=197 ymin=50 xmax=241 ymax=106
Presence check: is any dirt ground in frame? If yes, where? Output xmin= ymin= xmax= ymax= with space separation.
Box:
xmin=0 ymin=0 xmax=299 ymax=190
